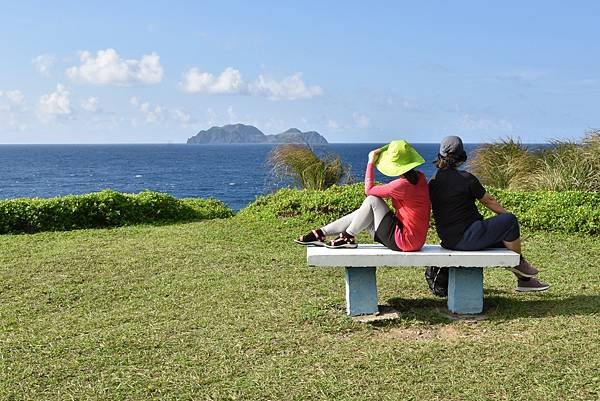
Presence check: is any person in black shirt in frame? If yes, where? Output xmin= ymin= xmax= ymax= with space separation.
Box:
xmin=429 ymin=136 xmax=549 ymax=292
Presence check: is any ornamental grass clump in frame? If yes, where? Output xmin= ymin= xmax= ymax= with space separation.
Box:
xmin=469 ymin=130 xmax=600 ymax=192
xmin=267 ymin=144 xmax=352 ymax=190
xmin=468 ymin=137 xmax=536 ymax=190
xmin=521 ymin=131 xmax=600 ymax=192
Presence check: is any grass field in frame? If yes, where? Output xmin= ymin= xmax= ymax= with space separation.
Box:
xmin=0 ymin=216 xmax=598 ymax=400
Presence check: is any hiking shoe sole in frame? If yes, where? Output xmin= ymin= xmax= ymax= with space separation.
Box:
xmin=515 ymin=283 xmax=550 ymax=292
xmin=324 ymin=242 xmax=358 ymax=249
xmin=294 ymin=239 xmax=325 ymax=247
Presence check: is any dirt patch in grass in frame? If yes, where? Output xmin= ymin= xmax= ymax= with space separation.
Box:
xmin=373 ymin=324 xmax=479 ymax=341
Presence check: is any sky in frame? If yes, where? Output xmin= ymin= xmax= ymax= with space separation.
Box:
xmin=0 ymin=0 xmax=599 ymax=144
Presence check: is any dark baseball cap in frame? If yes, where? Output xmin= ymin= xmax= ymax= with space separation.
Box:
xmin=439 ymin=135 xmax=467 ymax=161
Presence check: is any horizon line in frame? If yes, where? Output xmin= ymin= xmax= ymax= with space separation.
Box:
xmin=0 ymin=140 xmax=549 ymax=145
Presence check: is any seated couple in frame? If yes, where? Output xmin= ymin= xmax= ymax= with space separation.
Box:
xmin=295 ymin=137 xmax=549 ymax=292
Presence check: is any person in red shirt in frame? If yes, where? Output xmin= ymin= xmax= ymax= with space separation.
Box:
xmin=295 ymin=140 xmax=431 ymax=251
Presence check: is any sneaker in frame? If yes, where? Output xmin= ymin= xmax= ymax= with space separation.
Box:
xmin=294 ymin=229 xmax=326 ymax=246
xmin=511 ymin=257 xmax=539 ymax=278
xmin=516 ymin=277 xmax=550 ymax=292
xmin=325 ymin=232 xmax=358 ymax=249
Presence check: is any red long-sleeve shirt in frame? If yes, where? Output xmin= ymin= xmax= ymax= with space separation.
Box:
xmin=364 ymin=162 xmax=431 ymax=251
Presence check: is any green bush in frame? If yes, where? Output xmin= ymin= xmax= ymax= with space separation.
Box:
xmin=482 ymin=188 xmax=600 ymax=235
xmin=240 ymin=184 xmax=600 ymax=235
xmin=239 ymin=183 xmax=365 ymax=225
xmin=0 ymin=190 xmax=234 ymax=234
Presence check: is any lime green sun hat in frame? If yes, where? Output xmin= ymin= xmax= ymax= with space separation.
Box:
xmin=375 ymin=140 xmax=425 ymax=177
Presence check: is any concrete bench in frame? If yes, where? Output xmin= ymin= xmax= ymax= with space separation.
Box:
xmin=307 ymin=244 xmax=520 ymax=316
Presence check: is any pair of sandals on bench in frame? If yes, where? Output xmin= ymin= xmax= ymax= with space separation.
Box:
xmin=295 ymin=229 xmax=357 ymax=249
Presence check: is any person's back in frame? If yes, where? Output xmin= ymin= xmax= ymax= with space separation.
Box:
xmin=427 ymin=135 xmax=549 ymax=292
xmin=429 ymin=168 xmax=483 ymax=249
xmin=392 ymin=171 xmax=430 ymax=251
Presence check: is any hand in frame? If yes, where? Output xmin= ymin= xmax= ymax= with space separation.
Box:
xmin=368 ymin=148 xmax=382 ymax=163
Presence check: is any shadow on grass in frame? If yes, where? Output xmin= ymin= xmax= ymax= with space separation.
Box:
xmin=384 ymin=297 xmax=451 ymax=325
xmin=481 ymin=294 xmax=600 ymax=320
xmin=385 ymin=294 xmax=600 ymax=323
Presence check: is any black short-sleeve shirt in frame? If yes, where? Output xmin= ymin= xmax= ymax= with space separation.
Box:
xmin=428 ymin=168 xmax=486 ymax=248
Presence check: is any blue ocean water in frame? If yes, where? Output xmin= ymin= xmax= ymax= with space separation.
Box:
xmin=0 ymin=143 xmax=481 ymax=210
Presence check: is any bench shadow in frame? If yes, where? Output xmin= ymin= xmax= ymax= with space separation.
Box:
xmin=385 ymin=294 xmax=600 ymax=323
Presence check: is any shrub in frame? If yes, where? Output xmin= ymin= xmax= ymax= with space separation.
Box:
xmin=482 ymin=188 xmax=599 ymax=234
xmin=241 ymin=185 xmax=599 ymax=235
xmin=0 ymin=190 xmax=234 ymax=234
xmin=469 ymin=131 xmax=600 ymax=191
xmin=520 ymin=131 xmax=600 ymax=192
xmin=267 ymin=144 xmax=352 ymax=190
xmin=239 ymin=183 xmax=365 ymax=225
xmin=469 ymin=137 xmax=537 ymax=190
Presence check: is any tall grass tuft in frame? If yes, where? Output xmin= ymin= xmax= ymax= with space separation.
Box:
xmin=522 ymin=130 xmax=600 ymax=191
xmin=267 ymin=144 xmax=352 ymax=190
xmin=468 ymin=137 xmax=536 ymax=190
xmin=469 ymin=131 xmax=600 ymax=192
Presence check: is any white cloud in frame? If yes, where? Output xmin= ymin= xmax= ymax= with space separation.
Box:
xmin=130 ymin=96 xmax=166 ymax=124
xmin=32 ymin=54 xmax=57 ymax=77
xmin=353 ymin=112 xmax=371 ymax=128
xmin=66 ymin=48 xmax=163 ymax=86
xmin=327 ymin=119 xmax=339 ymax=129
xmin=171 ymin=109 xmax=193 ymax=126
xmin=227 ymin=105 xmax=237 ymax=122
xmin=81 ymin=97 xmax=100 ymax=112
xmin=180 ymin=67 xmax=246 ymax=94
xmin=206 ymin=108 xmax=217 ymax=126
xmin=139 ymin=102 xmax=163 ymax=123
xmin=571 ymin=78 xmax=599 ymax=86
xmin=180 ymin=67 xmax=323 ymax=100
xmin=488 ymin=70 xmax=547 ymax=87
xmin=131 ymin=99 xmax=197 ymax=128
xmin=37 ymin=84 xmax=72 ymax=122
xmin=252 ymin=73 xmax=323 ymax=100
xmin=456 ymin=114 xmax=513 ymax=133
xmin=0 ymin=90 xmax=25 ymax=106
xmin=0 ymin=90 xmax=28 ymax=131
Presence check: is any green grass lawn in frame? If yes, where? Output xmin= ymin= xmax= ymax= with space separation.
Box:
xmin=0 ymin=216 xmax=598 ymax=400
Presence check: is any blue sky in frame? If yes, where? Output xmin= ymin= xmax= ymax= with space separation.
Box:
xmin=0 ymin=0 xmax=599 ymax=144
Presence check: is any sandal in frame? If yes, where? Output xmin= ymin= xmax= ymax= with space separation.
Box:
xmin=325 ymin=232 xmax=358 ymax=249
xmin=295 ymin=229 xmax=326 ymax=246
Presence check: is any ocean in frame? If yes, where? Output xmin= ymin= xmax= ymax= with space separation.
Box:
xmin=0 ymin=143 xmax=482 ymax=210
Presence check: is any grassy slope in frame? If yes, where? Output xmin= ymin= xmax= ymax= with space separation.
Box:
xmin=0 ymin=216 xmax=598 ymax=400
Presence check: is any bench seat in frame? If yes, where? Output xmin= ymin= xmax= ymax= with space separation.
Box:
xmin=307 ymin=244 xmax=520 ymax=316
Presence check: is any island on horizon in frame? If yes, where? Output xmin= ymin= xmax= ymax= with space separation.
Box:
xmin=186 ymin=123 xmax=328 ymax=145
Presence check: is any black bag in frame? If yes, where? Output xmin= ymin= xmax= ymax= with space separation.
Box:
xmin=425 ymin=266 xmax=449 ymax=297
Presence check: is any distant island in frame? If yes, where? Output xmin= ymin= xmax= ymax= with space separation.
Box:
xmin=186 ymin=124 xmax=328 ymax=145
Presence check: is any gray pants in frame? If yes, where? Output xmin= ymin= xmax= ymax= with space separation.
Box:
xmin=321 ymin=195 xmax=391 ymax=238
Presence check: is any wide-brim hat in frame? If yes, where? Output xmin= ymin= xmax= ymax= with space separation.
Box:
xmin=375 ymin=140 xmax=425 ymax=177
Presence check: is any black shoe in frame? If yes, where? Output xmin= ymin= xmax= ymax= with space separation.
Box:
xmin=294 ymin=229 xmax=326 ymax=246
xmin=325 ymin=232 xmax=358 ymax=249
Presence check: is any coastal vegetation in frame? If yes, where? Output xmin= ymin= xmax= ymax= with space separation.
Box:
xmin=267 ymin=144 xmax=353 ymax=190
xmin=241 ymin=183 xmax=599 ymax=235
xmin=0 ymin=183 xmax=596 ymax=236
xmin=470 ymin=130 xmax=600 ymax=192
xmin=0 ymin=190 xmax=232 ymax=234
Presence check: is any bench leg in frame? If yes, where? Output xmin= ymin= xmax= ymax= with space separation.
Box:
xmin=345 ymin=267 xmax=378 ymax=316
xmin=447 ymin=267 xmax=484 ymax=314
